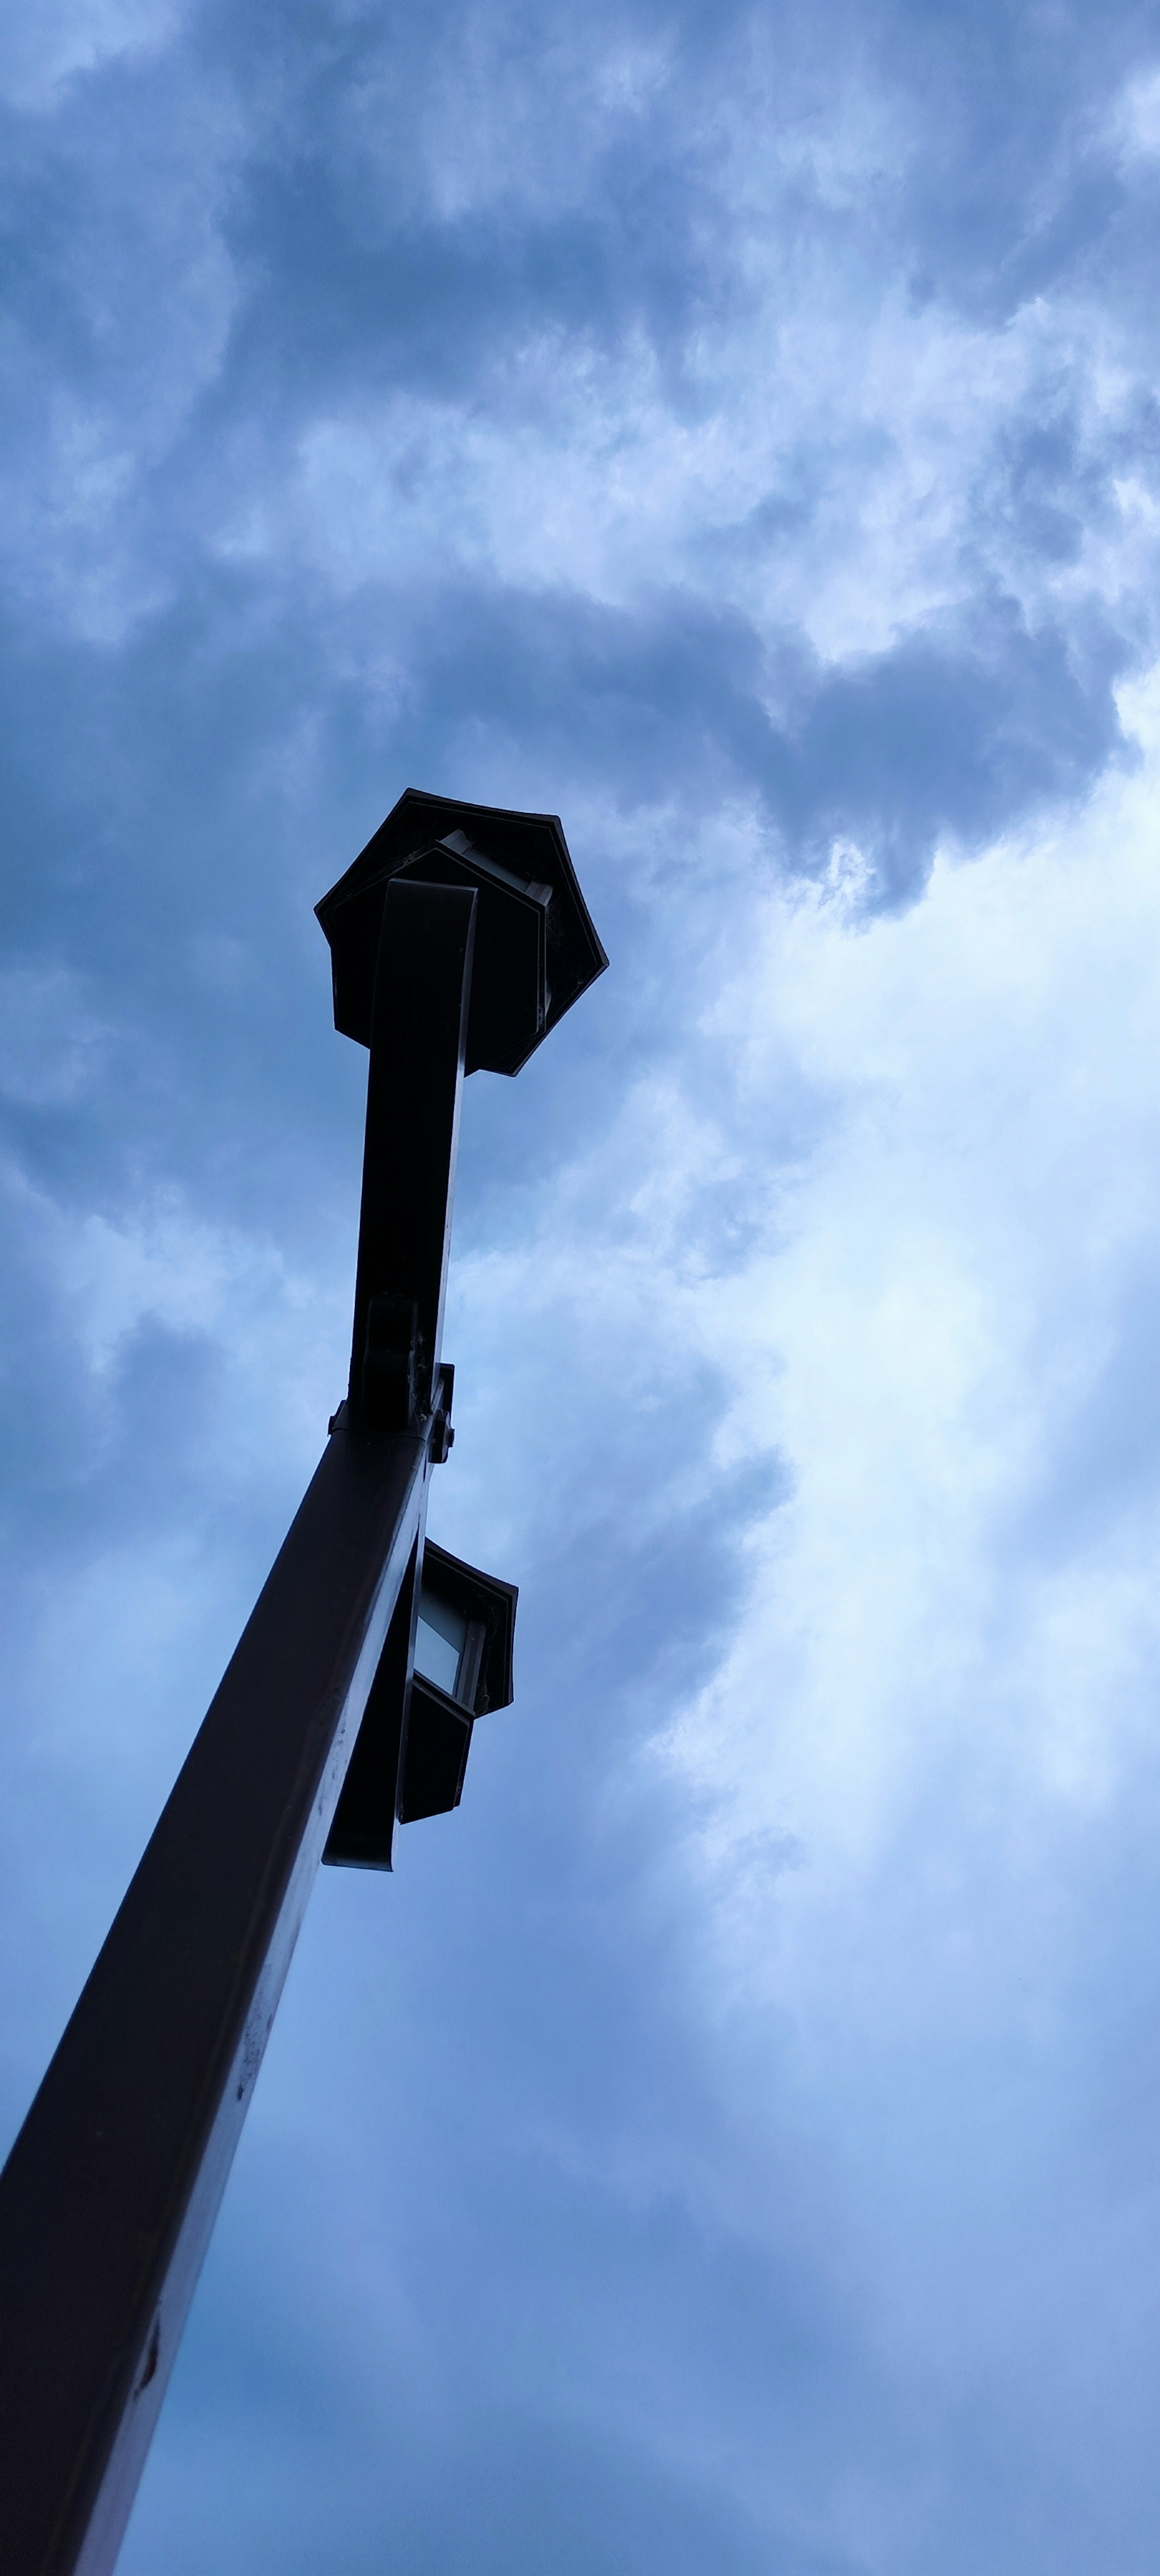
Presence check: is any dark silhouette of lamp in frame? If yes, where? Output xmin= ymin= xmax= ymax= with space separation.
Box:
xmin=0 ymin=786 xmax=606 ymax=2576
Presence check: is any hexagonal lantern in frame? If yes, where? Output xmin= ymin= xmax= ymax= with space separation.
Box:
xmin=315 ymin=787 xmax=609 ymax=1075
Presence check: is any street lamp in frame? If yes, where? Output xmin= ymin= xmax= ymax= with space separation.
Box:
xmin=0 ymin=789 xmax=606 ymax=2576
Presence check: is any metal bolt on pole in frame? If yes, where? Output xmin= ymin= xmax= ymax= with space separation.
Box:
xmin=0 ymin=792 xmax=607 ymax=2576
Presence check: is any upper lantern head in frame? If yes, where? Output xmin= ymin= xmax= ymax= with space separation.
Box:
xmin=315 ymin=789 xmax=608 ymax=1076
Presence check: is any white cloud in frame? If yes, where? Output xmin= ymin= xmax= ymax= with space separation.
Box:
xmin=408 ymin=664 xmax=1160 ymax=2502
xmin=9 ymin=5 xmax=1160 ymax=691
xmin=1113 ymin=64 xmax=1160 ymax=160
xmin=209 ymin=260 xmax=1157 ymax=685
xmin=12 ymin=17 xmax=1160 ymax=2557
xmin=680 ymin=666 xmax=1160 ymax=1872
xmin=0 ymin=0 xmax=186 ymax=112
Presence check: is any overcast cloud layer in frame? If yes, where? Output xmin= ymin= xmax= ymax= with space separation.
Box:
xmin=5 ymin=2 xmax=1160 ymax=2568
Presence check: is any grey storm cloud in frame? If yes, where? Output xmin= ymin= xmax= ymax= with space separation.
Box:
xmin=7 ymin=2 xmax=1160 ymax=2571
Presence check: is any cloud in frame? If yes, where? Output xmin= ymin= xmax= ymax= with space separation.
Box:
xmin=6 ymin=2 xmax=1160 ymax=2569
xmin=100 ymin=675 xmax=1160 ymax=2568
xmin=0 ymin=0 xmax=187 ymax=114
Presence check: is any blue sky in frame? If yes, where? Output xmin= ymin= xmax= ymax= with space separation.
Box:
xmin=5 ymin=0 xmax=1160 ymax=2567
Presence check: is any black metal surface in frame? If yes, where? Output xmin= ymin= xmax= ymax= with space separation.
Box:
xmin=0 ymin=1416 xmax=427 ymax=2576
xmin=315 ymin=789 xmax=608 ymax=1075
xmin=325 ymin=840 xmax=548 ymax=1078
xmin=333 ymin=1539 xmax=519 ymax=1850
xmin=0 ymin=790 xmax=602 ymax=2575
xmin=348 ymin=877 xmax=476 ymax=1423
xmin=400 ymin=1676 xmax=473 ymax=1823
xmin=323 ymin=1539 xmax=419 ymax=1870
xmin=396 ymin=839 xmax=550 ymax=1073
xmin=0 ymin=875 xmax=481 ymax=2575
xmin=420 ymin=1538 xmax=518 ymax=1716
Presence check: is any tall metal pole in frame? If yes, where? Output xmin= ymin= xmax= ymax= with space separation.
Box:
xmin=0 ymin=881 xmax=475 ymax=2575
xmin=0 ymin=788 xmax=607 ymax=2575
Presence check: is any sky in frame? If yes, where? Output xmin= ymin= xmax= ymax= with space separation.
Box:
xmin=5 ymin=0 xmax=1160 ymax=2567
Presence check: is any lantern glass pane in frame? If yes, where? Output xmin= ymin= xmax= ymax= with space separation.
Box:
xmin=415 ymin=1587 xmax=468 ymax=1696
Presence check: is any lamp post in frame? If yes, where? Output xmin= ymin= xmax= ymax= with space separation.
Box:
xmin=0 ymin=791 xmax=607 ymax=2576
